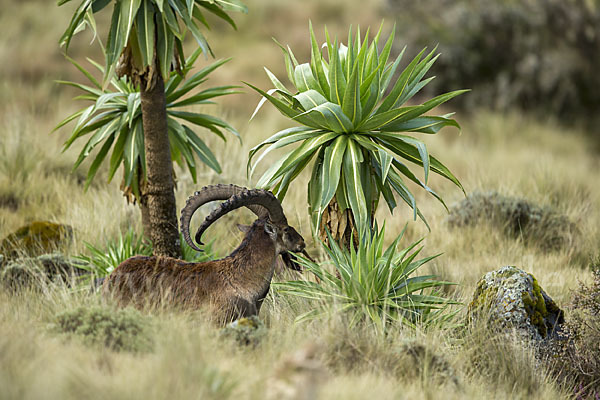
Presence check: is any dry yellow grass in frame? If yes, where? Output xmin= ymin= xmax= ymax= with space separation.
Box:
xmin=0 ymin=0 xmax=598 ymax=398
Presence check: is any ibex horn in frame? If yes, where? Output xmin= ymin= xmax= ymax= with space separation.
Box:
xmin=193 ymin=189 xmax=286 ymax=248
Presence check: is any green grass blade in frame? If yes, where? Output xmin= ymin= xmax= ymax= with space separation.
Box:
xmin=119 ymin=0 xmax=142 ymax=48
xmin=358 ymin=106 xmax=419 ymax=131
xmin=293 ymin=89 xmax=329 ymax=111
xmin=84 ymin=133 xmax=115 ymax=190
xmin=294 ymin=63 xmax=322 ymax=93
xmin=384 ymin=115 xmax=460 ymax=134
xmin=342 ymin=61 xmax=362 ymax=126
xmin=108 ymin=127 xmax=129 ymax=181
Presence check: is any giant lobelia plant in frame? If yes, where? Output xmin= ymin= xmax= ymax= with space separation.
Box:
xmin=55 ymin=48 xmax=239 ymax=218
xmin=58 ymin=0 xmax=246 ymax=257
xmin=247 ymin=23 xmax=467 ymax=247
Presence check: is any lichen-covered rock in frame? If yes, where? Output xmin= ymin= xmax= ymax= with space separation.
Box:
xmin=220 ymin=315 xmax=266 ymax=346
xmin=468 ymin=266 xmax=564 ymax=341
xmin=0 ymin=221 xmax=73 ymax=258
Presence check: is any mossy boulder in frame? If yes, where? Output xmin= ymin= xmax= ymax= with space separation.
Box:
xmin=221 ymin=316 xmax=266 ymax=346
xmin=468 ymin=266 xmax=564 ymax=341
xmin=0 ymin=221 xmax=73 ymax=258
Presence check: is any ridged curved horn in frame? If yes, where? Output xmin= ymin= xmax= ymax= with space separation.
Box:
xmin=180 ymin=184 xmax=269 ymax=251
xmin=194 ymin=189 xmax=287 ymax=248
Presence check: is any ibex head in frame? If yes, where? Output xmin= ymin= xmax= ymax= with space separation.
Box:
xmin=180 ymin=185 xmax=309 ymax=270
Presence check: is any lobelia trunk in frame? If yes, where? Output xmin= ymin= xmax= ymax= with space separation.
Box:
xmin=318 ymin=195 xmax=359 ymax=251
xmin=139 ymin=73 xmax=181 ymax=258
xmin=140 ymin=193 xmax=151 ymax=239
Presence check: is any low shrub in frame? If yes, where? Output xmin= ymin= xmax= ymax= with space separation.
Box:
xmin=52 ymin=306 xmax=153 ymax=353
xmin=1 ymin=258 xmax=45 ymax=290
xmin=545 ymin=267 xmax=600 ymax=398
xmin=447 ymin=191 xmax=578 ymax=251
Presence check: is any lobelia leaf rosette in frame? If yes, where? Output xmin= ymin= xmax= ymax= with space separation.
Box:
xmin=55 ymin=48 xmax=240 ymax=201
xmin=247 ymin=23 xmax=468 ymax=235
xmin=58 ymin=0 xmax=247 ymax=83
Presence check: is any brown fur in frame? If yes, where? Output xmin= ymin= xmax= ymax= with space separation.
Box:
xmin=102 ymin=219 xmax=305 ymax=323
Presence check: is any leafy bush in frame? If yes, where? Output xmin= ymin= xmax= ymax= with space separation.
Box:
xmin=52 ymin=306 xmax=153 ymax=352
xmin=386 ymin=0 xmax=600 ymax=125
xmin=76 ymin=229 xmax=218 ymax=278
xmin=275 ymin=225 xmax=457 ymax=331
xmin=447 ymin=191 xmax=578 ymax=251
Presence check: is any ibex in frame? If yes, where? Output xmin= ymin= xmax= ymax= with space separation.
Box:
xmin=102 ymin=185 xmax=309 ymax=323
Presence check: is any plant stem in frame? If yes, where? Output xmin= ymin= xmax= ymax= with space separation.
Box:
xmin=139 ymin=73 xmax=181 ymax=258
xmin=318 ymin=195 xmax=359 ymax=251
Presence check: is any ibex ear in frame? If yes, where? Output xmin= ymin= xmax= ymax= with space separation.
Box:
xmin=264 ymin=222 xmax=277 ymax=235
xmin=237 ymin=224 xmax=251 ymax=233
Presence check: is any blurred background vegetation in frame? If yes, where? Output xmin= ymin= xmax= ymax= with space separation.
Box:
xmin=388 ymin=0 xmax=600 ymax=134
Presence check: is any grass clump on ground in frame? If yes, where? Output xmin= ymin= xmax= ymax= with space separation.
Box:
xmin=52 ymin=306 xmax=154 ymax=353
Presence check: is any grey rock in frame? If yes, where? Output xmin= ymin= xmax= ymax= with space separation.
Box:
xmin=467 ymin=266 xmax=564 ymax=342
